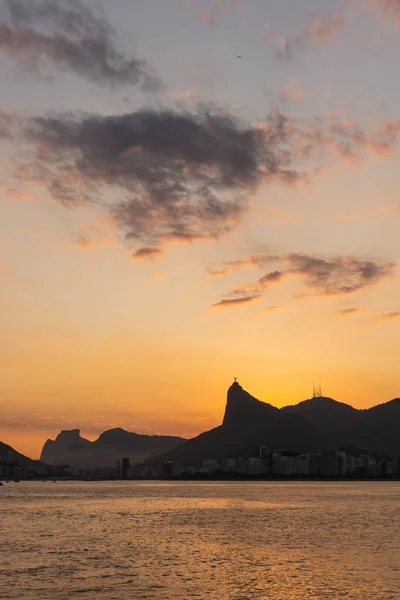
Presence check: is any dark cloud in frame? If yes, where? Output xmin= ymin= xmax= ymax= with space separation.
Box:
xmin=212 ymin=295 xmax=261 ymax=308
xmin=0 ymin=0 xmax=160 ymax=89
xmin=273 ymin=13 xmax=346 ymax=61
xmin=132 ymin=247 xmax=164 ymax=260
xmin=3 ymin=0 xmax=110 ymax=38
xmin=212 ymin=253 xmax=394 ymax=306
xmin=16 ymin=105 xmax=302 ymax=247
xmin=285 ymin=254 xmax=394 ymax=295
xmin=5 ymin=104 xmax=400 ymax=253
xmin=259 ymin=270 xmax=283 ymax=284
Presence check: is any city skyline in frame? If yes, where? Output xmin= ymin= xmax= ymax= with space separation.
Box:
xmin=1 ymin=0 xmax=400 ymax=458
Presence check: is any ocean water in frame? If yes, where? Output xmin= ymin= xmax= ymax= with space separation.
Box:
xmin=1 ymin=481 xmax=400 ymax=600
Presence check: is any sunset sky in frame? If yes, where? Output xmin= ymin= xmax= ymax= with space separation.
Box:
xmin=1 ymin=0 xmax=400 ymax=458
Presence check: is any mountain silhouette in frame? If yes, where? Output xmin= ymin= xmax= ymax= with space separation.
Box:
xmin=283 ymin=396 xmax=400 ymax=455
xmin=40 ymin=428 xmax=185 ymax=468
xmin=146 ymin=381 xmax=321 ymax=468
xmin=38 ymin=383 xmax=400 ymax=470
xmin=41 ymin=429 xmax=90 ymax=464
xmin=146 ymin=382 xmax=400 ymax=468
xmin=0 ymin=441 xmax=44 ymax=471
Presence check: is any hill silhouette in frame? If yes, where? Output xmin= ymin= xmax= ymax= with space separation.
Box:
xmin=0 ymin=441 xmax=44 ymax=471
xmin=146 ymin=381 xmax=400 ymax=468
xmin=40 ymin=428 xmax=185 ymax=468
xmin=146 ymin=381 xmax=321 ymax=468
xmin=282 ymin=396 xmax=400 ymax=455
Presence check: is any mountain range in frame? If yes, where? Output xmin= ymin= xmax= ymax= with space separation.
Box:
xmin=3 ymin=380 xmax=400 ymax=470
xmin=145 ymin=380 xmax=400 ymax=467
xmin=40 ymin=428 xmax=185 ymax=468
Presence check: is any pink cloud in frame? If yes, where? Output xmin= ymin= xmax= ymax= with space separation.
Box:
xmin=194 ymin=0 xmax=242 ymax=26
xmin=271 ymin=13 xmax=347 ymax=60
xmin=281 ymin=82 xmax=304 ymax=103
xmin=73 ymin=220 xmax=116 ymax=251
xmin=370 ymin=0 xmax=400 ymax=24
xmin=4 ymin=186 xmax=33 ymax=201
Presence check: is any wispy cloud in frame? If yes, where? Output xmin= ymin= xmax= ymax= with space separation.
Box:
xmin=190 ymin=0 xmax=241 ymax=27
xmin=378 ymin=310 xmax=400 ymax=319
xmin=4 ymin=185 xmax=33 ymax=201
xmin=211 ymin=253 xmax=395 ymax=306
xmin=270 ymin=13 xmax=346 ymax=61
xmin=212 ymin=294 xmax=261 ymax=308
xmin=0 ymin=0 xmax=160 ymax=89
xmin=280 ymin=81 xmax=304 ymax=103
xmin=72 ymin=220 xmax=115 ymax=251
xmin=337 ymin=307 xmax=364 ymax=316
xmin=206 ymin=266 xmax=231 ymax=277
xmin=370 ymin=0 xmax=400 ymax=24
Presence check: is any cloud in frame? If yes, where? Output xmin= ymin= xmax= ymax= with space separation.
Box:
xmin=370 ymin=0 xmax=400 ymax=24
xmin=0 ymin=0 xmax=160 ymax=89
xmin=191 ymin=0 xmax=240 ymax=27
xmin=212 ymin=253 xmax=394 ymax=305
xmin=268 ymin=111 xmax=400 ymax=165
xmin=258 ymin=270 xmax=283 ymax=285
xmin=4 ymin=185 xmax=33 ymax=201
xmin=284 ymin=254 xmax=394 ymax=295
xmin=72 ymin=220 xmax=116 ymax=251
xmin=281 ymin=82 xmax=304 ymax=103
xmin=13 ymin=105 xmax=302 ymax=248
xmin=206 ymin=266 xmax=231 ymax=277
xmin=272 ymin=13 xmax=346 ymax=61
xmin=4 ymin=104 xmax=400 ymax=254
xmin=265 ymin=305 xmax=282 ymax=312
xmin=132 ymin=247 xmax=164 ymax=260
xmin=378 ymin=310 xmax=400 ymax=319
xmin=212 ymin=294 xmax=261 ymax=308
xmin=337 ymin=307 xmax=364 ymax=316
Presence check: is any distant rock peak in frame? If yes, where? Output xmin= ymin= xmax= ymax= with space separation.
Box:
xmin=57 ymin=429 xmax=81 ymax=438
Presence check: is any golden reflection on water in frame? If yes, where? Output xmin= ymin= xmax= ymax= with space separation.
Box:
xmin=1 ymin=481 xmax=400 ymax=599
